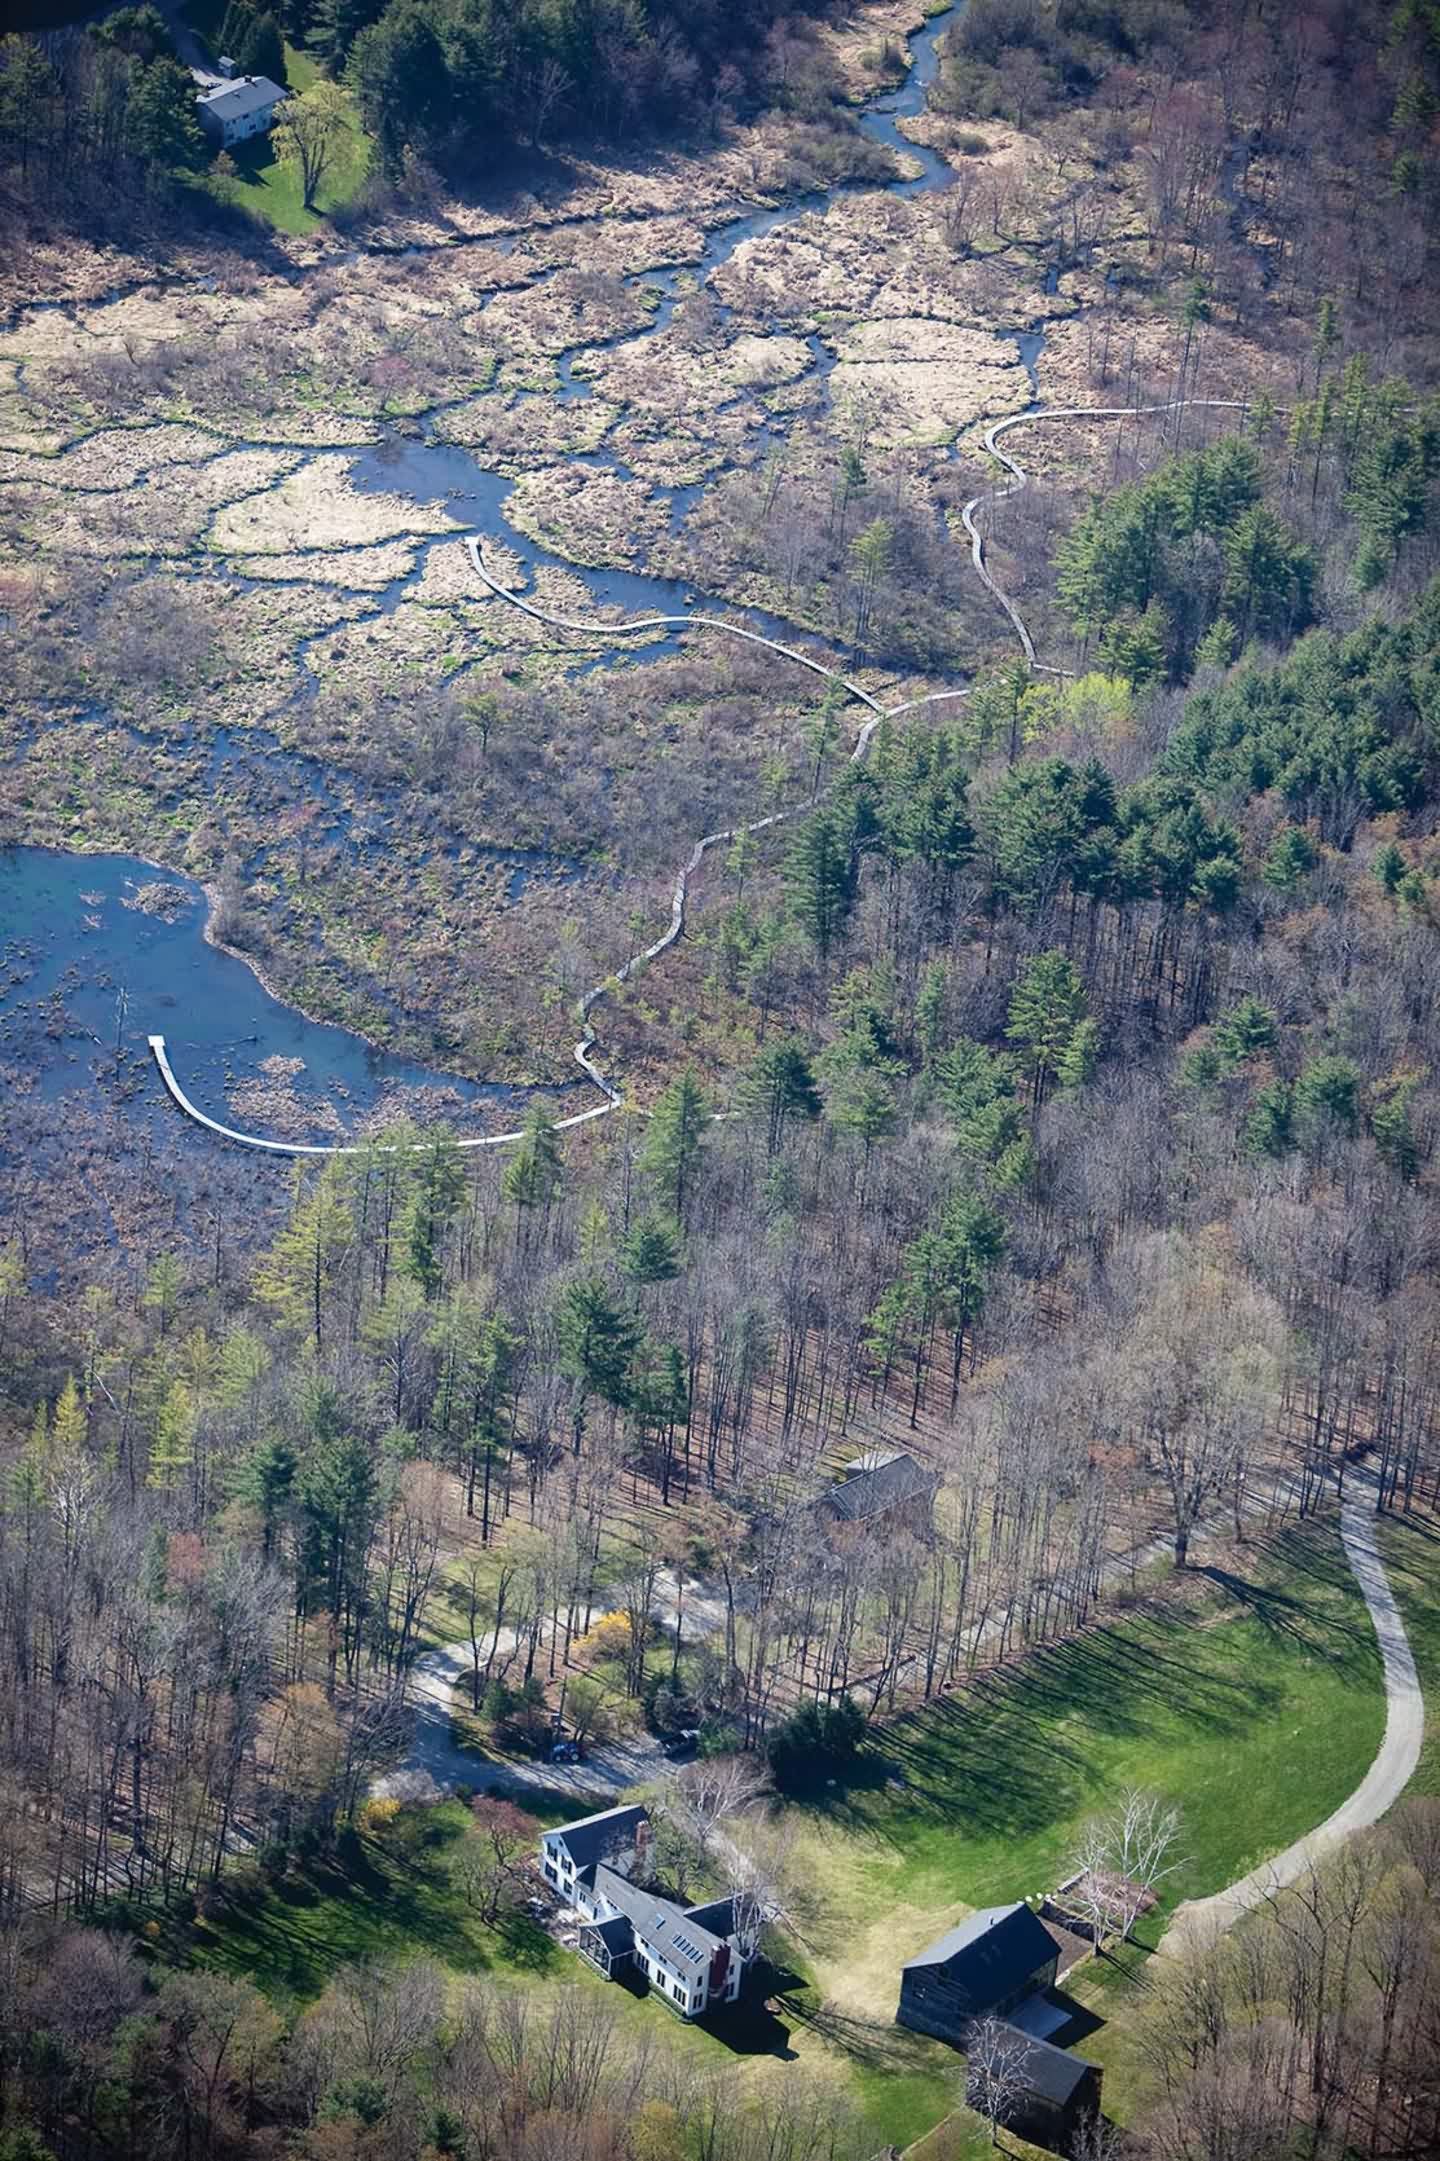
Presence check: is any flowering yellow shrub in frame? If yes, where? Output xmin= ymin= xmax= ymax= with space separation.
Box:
xmin=573 ymin=1611 xmax=630 ymax=1662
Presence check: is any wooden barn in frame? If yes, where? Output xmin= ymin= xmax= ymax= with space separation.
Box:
xmin=967 ymin=2032 xmax=1103 ymax=2154
xmin=897 ymin=1902 xmax=1059 ymax=2040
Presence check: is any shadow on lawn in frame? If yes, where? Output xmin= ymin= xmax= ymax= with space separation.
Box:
xmin=1045 ymin=1990 xmax=1106 ymax=2047
xmin=612 ymin=1958 xmax=802 ymax=2059
xmin=808 ymin=1611 xmax=1287 ymax=1842
xmin=1377 ymin=1515 xmax=1440 ymax=1585
xmin=788 ymin=1997 xmax=925 ymax=2069
xmin=193 ymin=1816 xmax=562 ymax=1998
xmin=1199 ymin=1525 xmax=1375 ymax=1675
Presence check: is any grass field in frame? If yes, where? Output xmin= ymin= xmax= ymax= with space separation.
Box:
xmin=796 ymin=1521 xmax=1383 ymax=2024
xmin=1057 ymin=1510 xmax=1440 ymax=2130
xmin=186 ymin=1801 xmax=561 ymax=2006
xmin=161 ymin=1519 xmax=1392 ymax=2154
xmin=194 ymin=66 xmax=370 ymax=233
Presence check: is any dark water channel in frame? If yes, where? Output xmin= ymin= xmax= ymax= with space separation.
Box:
xmin=348 ymin=5 xmax=974 ymax=652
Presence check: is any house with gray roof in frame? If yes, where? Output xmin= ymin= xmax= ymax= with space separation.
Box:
xmin=195 ymin=74 xmax=287 ymax=147
xmin=541 ymin=1804 xmax=756 ymax=2019
xmin=539 ymin=1803 xmax=649 ymax=1904
xmin=822 ymin=1449 xmax=937 ymax=1535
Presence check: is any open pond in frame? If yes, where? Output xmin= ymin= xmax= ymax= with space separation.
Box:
xmin=0 ymin=849 xmax=577 ymax=1147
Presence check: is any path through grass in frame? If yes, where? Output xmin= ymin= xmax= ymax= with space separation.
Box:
xmin=165 ymin=1520 xmax=1387 ymax=2152
xmin=1052 ymin=1512 xmax=1440 ymax=2128
xmin=792 ymin=1520 xmax=1382 ymax=2029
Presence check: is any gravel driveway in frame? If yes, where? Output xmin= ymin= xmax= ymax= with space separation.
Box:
xmin=376 ymin=1637 xmax=672 ymax=1806
xmin=1161 ymin=1486 xmax=1423 ymax=1957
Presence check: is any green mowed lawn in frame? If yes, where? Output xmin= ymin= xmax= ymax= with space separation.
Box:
xmin=185 ymin=1802 xmax=557 ymax=2006
xmin=1054 ymin=1512 xmax=1440 ymax=2129
xmin=193 ymin=82 xmax=370 ymax=234
xmin=176 ymin=1 xmax=370 ymax=232
xmin=794 ymin=1519 xmax=1383 ymax=2031
xmin=160 ymin=1520 xmax=1391 ymax=2155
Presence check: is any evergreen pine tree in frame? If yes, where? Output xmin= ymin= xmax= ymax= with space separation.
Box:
xmin=639 ymin=1069 xmax=708 ymax=1223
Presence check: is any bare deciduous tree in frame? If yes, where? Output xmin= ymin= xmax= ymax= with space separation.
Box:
xmin=965 ymin=2014 xmax=1032 ymax=2147
xmin=1070 ymin=1789 xmax=1186 ymax=1945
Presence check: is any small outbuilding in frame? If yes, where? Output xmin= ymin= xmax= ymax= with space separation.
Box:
xmin=967 ymin=2032 xmax=1103 ymax=2155
xmin=822 ymin=1449 xmax=937 ymax=1536
xmin=897 ymin=1901 xmax=1060 ymax=2041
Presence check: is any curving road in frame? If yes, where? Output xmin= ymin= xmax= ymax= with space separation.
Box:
xmin=1160 ymin=1485 xmax=1423 ymax=1959
xmin=152 ymin=394 xmax=1256 ymax=1155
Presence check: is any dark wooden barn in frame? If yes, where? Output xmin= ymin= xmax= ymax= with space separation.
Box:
xmin=896 ymin=1902 xmax=1060 ymax=2041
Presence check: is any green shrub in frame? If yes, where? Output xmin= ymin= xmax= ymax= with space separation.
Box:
xmin=766 ymin=1694 xmax=866 ymax=1791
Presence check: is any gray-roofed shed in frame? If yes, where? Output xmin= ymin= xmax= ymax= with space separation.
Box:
xmin=824 ymin=1450 xmax=937 ymax=1526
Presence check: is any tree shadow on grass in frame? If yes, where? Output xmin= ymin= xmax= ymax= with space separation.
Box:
xmin=1383 ymin=1513 xmax=1440 ymax=1548
xmin=494 ymin=1910 xmax=558 ymax=1971
xmin=1199 ymin=1527 xmax=1375 ymax=1677
xmin=195 ymin=1823 xmax=506 ymax=1999
xmin=807 ymin=1611 xmax=1284 ymax=1845
xmin=1374 ymin=1516 xmax=1440 ymax=1612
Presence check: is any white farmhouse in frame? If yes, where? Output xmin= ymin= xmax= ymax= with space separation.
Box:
xmin=540 ymin=1804 xmax=757 ymax=2020
xmin=196 ymin=74 xmax=288 ymax=149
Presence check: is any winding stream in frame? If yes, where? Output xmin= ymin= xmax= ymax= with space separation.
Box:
xmin=337 ymin=6 xmax=963 ymax=655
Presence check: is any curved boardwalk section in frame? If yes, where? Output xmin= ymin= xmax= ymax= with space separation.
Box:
xmin=148 ymin=1033 xmax=615 ymax=1158
xmin=1161 ymin=1489 xmax=1423 ymax=1959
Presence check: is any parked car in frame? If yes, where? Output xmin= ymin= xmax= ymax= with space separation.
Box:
xmin=662 ymin=1729 xmax=700 ymax=1760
